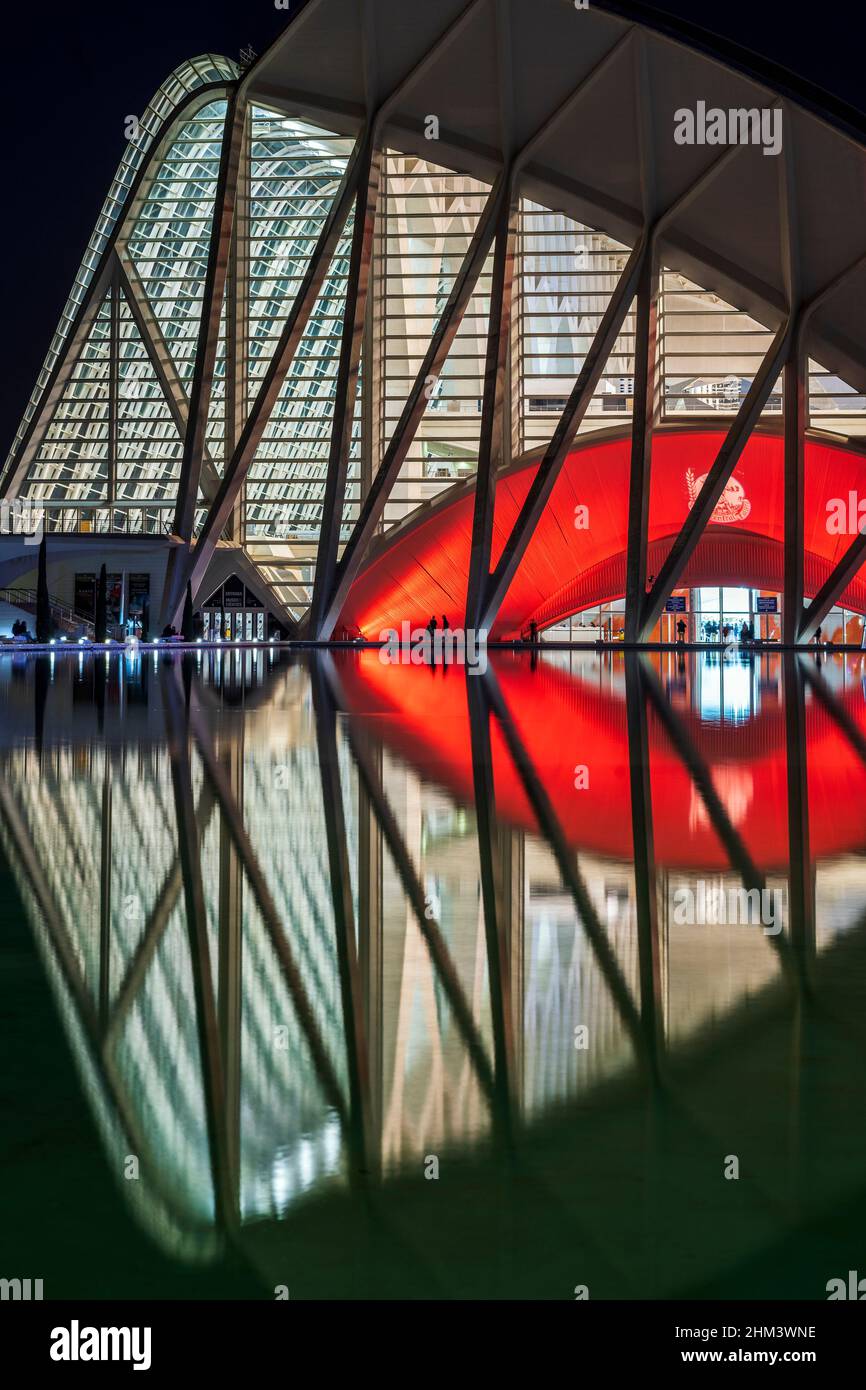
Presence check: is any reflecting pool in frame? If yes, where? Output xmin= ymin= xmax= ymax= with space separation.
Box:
xmin=2 ymin=646 xmax=866 ymax=1299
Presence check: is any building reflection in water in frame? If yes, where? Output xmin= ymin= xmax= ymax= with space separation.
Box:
xmin=2 ymin=645 xmax=866 ymax=1296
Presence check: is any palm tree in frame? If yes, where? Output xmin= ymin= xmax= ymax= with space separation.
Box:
xmin=35 ymin=536 xmax=51 ymax=643
xmin=95 ymin=563 xmax=108 ymax=642
xmin=181 ymin=581 xmax=194 ymax=641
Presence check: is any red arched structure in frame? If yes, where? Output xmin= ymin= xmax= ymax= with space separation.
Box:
xmin=337 ymin=425 xmax=866 ymax=640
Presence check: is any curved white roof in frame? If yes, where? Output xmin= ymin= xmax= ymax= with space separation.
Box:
xmin=244 ymin=0 xmax=866 ymax=395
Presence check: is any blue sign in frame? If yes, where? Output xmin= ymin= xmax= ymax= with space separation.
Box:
xmin=756 ymin=596 xmax=778 ymax=613
xmin=665 ymin=596 xmax=687 ymax=612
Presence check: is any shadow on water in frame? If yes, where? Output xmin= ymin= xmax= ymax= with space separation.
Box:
xmin=2 ymin=644 xmax=866 ymax=1298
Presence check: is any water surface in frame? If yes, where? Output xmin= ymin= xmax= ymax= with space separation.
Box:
xmin=2 ymin=646 xmax=866 ymax=1299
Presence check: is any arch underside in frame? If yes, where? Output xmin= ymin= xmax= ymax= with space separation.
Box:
xmin=338 ymin=426 xmax=866 ymax=638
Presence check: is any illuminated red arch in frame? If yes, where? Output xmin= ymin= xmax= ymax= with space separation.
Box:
xmin=339 ymin=425 xmax=866 ymax=640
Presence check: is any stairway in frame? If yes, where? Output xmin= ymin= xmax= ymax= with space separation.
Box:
xmin=0 ymin=587 xmax=95 ymax=638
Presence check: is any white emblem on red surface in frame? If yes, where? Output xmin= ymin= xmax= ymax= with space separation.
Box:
xmin=689 ymin=767 xmax=754 ymax=835
xmin=686 ymin=469 xmax=751 ymax=524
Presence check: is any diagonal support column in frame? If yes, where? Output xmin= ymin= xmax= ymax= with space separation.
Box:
xmin=641 ymin=318 xmax=791 ymax=638
xmin=160 ymin=95 xmax=248 ymax=626
xmin=481 ymin=664 xmax=648 ymax=1066
xmin=162 ymin=665 xmax=234 ymax=1228
xmin=642 ymin=660 xmax=765 ymax=892
xmin=800 ymin=654 xmax=866 ymax=768
xmin=466 ymin=673 xmax=516 ymax=1131
xmin=637 ymin=99 xmax=799 ymax=644
xmin=793 ymin=251 xmax=866 ymax=641
xmin=800 ymin=522 xmax=866 ymax=643
xmin=172 ymin=94 xmax=247 ymax=535
xmin=223 ymin=108 xmax=251 ymax=544
xmin=217 ymin=735 xmax=244 ymax=1210
xmin=780 ymin=115 xmax=805 ymax=648
xmin=185 ymin=691 xmax=349 ymax=1121
xmin=465 ymin=186 xmax=519 ymax=633
xmin=475 ymin=118 xmax=755 ymax=639
xmin=308 ymin=174 xmax=507 ymax=639
xmin=115 ymin=251 xmax=222 ymax=504
xmin=98 ymin=756 xmax=113 ymax=1031
xmin=320 ymin=655 xmax=496 ymax=1100
xmin=175 ymin=130 xmax=371 ymax=619
xmin=310 ymin=660 xmax=372 ymax=1170
xmin=463 ymin=0 xmax=517 ymax=635
xmin=624 ymin=657 xmax=663 ymax=1071
xmin=624 ymin=253 xmax=661 ymax=640
xmin=108 ymin=269 xmax=120 ymax=513
xmin=105 ymin=781 xmax=218 ymax=1043
xmin=643 ymin=656 xmax=794 ymax=977
xmin=783 ymin=329 xmax=808 ymax=645
xmin=479 ymin=235 xmax=649 ymax=635
xmin=784 ymin=656 xmax=815 ymax=970
xmin=624 ymin=34 xmax=661 ymax=643
xmin=308 ymin=137 xmax=382 ymax=637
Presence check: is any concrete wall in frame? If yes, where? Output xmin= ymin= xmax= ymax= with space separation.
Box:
xmin=0 ymin=536 xmax=279 ymax=630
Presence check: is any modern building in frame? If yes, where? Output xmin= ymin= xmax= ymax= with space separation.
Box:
xmin=5 ymin=0 xmax=866 ymax=645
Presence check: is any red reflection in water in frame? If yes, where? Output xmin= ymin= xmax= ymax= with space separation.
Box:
xmin=338 ymin=652 xmax=866 ymax=872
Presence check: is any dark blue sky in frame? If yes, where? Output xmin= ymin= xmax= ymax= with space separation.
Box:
xmin=2 ymin=0 xmax=862 ymax=455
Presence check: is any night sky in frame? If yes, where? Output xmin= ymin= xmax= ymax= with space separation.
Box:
xmin=2 ymin=0 xmax=863 ymax=456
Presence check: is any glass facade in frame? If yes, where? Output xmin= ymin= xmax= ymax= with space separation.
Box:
xmin=5 ymin=56 xmax=238 ymax=481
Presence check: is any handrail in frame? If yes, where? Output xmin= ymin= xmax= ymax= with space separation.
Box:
xmin=0 ymin=587 xmax=96 ymax=635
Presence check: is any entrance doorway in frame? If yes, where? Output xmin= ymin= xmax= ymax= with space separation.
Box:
xmin=202 ymin=608 xmax=265 ymax=642
xmin=694 ymin=587 xmax=780 ymax=643
xmin=201 ymin=575 xmax=266 ymax=642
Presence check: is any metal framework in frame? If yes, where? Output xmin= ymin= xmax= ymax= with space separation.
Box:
xmin=7 ymin=2 xmax=866 ymax=641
